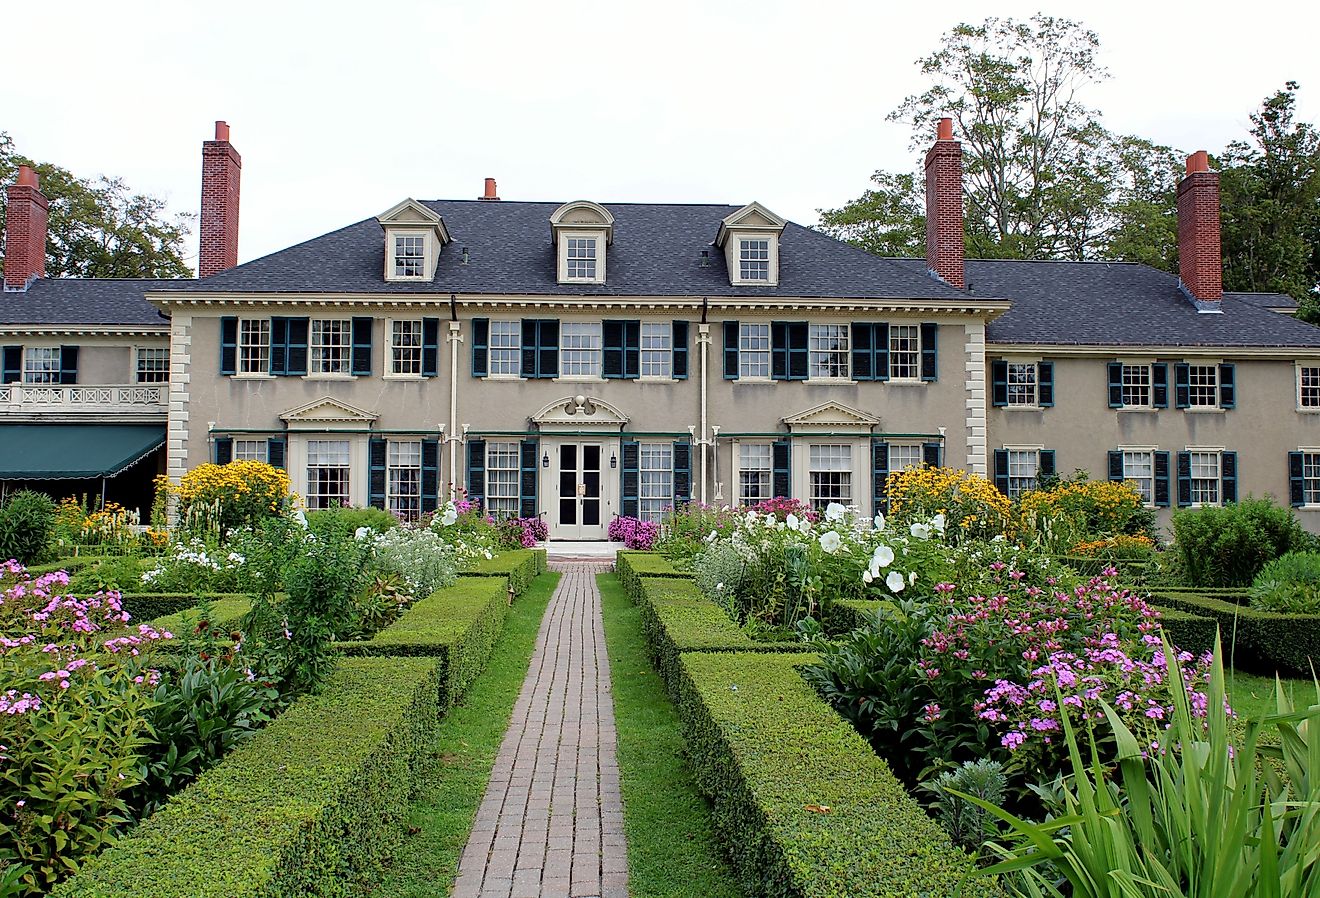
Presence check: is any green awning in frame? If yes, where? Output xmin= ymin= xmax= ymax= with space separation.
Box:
xmin=0 ymin=425 xmax=165 ymax=480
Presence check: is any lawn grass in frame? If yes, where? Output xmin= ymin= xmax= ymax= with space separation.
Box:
xmin=366 ymin=570 xmax=561 ymax=898
xmin=596 ymin=572 xmax=746 ymax=898
xmin=1226 ymin=669 xmax=1317 ymax=722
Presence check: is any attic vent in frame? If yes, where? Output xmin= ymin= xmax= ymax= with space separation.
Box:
xmin=700 ymin=250 xmax=710 ymax=268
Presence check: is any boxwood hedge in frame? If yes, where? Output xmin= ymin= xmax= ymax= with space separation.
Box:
xmin=1154 ymin=591 xmax=1320 ymax=675
xmin=51 ymin=656 xmax=440 ymax=898
xmin=820 ymin=599 xmax=895 ymax=636
xmin=145 ymin=596 xmax=252 ymax=639
xmin=1152 ymin=606 xmax=1218 ymax=655
xmin=122 ymin=592 xmax=250 ymax=624
xmin=673 ymin=651 xmax=994 ymax=898
xmin=462 ymin=548 xmax=545 ymax=597
xmin=616 ymin=551 xmax=691 ymax=602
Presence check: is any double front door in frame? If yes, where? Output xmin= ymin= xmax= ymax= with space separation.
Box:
xmin=555 ymin=441 xmax=607 ymax=540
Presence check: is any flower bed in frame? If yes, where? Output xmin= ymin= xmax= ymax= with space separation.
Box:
xmin=461 ymin=548 xmax=546 ymax=598
xmin=615 ymin=550 xmax=692 ymax=601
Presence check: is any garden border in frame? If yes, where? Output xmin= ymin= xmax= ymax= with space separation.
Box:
xmin=460 ymin=548 xmax=546 ymax=598
xmin=1151 ymin=591 xmax=1320 ymax=675
xmin=616 ymin=551 xmax=692 ymax=602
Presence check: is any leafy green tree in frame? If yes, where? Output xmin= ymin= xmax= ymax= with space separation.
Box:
xmin=0 ymin=131 xmax=193 ymax=279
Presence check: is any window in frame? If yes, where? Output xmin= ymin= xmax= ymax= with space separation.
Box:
xmin=233 ymin=439 xmax=267 ymax=462
xmin=808 ymin=444 xmax=852 ymax=510
xmin=739 ymin=239 xmax=770 ymax=281
xmin=310 ymin=319 xmax=351 ymax=375
xmin=306 ymin=440 xmax=351 ymax=510
xmin=393 ymin=234 xmax=426 ymax=278
xmin=1187 ymin=365 xmax=1218 ymax=407
xmin=238 ymin=318 xmax=270 ymax=375
xmin=22 ymin=348 xmax=60 ymax=384
xmin=739 ymin=323 xmax=771 ymax=378
xmin=390 ymin=320 xmax=423 ymax=376
xmin=560 ymin=322 xmax=602 ymax=378
xmin=485 ymin=442 xmax=520 ymax=518
xmin=889 ymin=444 xmax=924 ymax=473
xmin=738 ymin=443 xmax=772 ymax=505
xmin=1122 ymin=364 xmax=1151 ymax=407
xmin=134 ymin=347 xmax=169 ymax=384
xmin=387 ymin=440 xmax=422 ymax=521
xmin=889 ymin=325 xmax=921 ymax=380
xmin=809 ymin=324 xmax=849 ymax=379
xmin=1006 ymin=449 xmax=1039 ymax=498
xmin=639 ymin=443 xmax=673 ymax=523
xmin=1189 ymin=450 xmax=1221 ymax=506
xmin=1302 ymin=452 xmax=1320 ymax=506
xmin=641 ymin=323 xmax=672 ymax=378
xmin=1007 ymin=363 xmax=1037 ymax=406
xmin=1122 ymin=450 xmax=1155 ymax=505
xmin=489 ymin=321 xmax=521 ymax=376
xmin=565 ymin=237 xmax=598 ymax=280
xmin=1300 ymin=366 xmax=1320 ymax=409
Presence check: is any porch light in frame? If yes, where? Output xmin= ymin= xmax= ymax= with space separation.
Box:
xmin=610 ymin=451 xmax=617 ymax=469
xmin=542 ymin=451 xmax=549 ymax=468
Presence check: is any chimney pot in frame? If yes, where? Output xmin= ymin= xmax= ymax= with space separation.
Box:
xmin=199 ymin=121 xmax=242 ymax=277
xmin=214 ymin=120 xmax=230 ymax=142
xmin=924 ymin=120 xmax=965 ymax=289
xmin=16 ymin=165 xmax=38 ymax=188
xmin=1176 ymin=150 xmax=1222 ymax=306
xmin=480 ymin=177 xmax=499 ymax=201
xmin=936 ymin=117 xmax=954 ymax=141
xmin=1186 ymin=149 xmax=1209 ymax=175
xmin=4 ymin=166 xmax=50 ymax=289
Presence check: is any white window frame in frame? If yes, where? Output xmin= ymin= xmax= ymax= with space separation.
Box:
xmin=485 ymin=441 xmax=521 ymax=519
xmin=558 ymin=232 xmax=606 ymax=284
xmin=305 ymin=439 xmax=352 ymax=510
xmin=559 ymin=321 xmax=603 ymax=380
xmin=309 ymin=318 xmax=352 ymax=376
xmin=489 ymin=320 xmax=521 ymax=378
xmin=237 ymin=318 xmax=271 ymax=376
xmin=1006 ymin=362 xmax=1038 ymax=407
xmin=727 ymin=232 xmax=779 ymax=286
xmin=1297 ymin=363 xmax=1320 ymax=412
xmin=640 ymin=322 xmax=672 ymax=379
xmin=738 ymin=238 xmax=770 ymax=282
xmin=387 ymin=319 xmax=424 ymax=377
xmin=738 ymin=322 xmax=771 ymax=379
xmin=1004 ymin=446 xmax=1041 ymax=499
xmin=808 ymin=324 xmax=850 ymax=381
xmin=807 ymin=443 xmax=853 ymax=511
xmin=390 ymin=232 xmax=428 ymax=280
xmin=889 ymin=324 xmax=921 ymax=381
xmin=22 ymin=347 xmax=61 ymax=384
xmin=1119 ymin=447 xmax=1156 ymax=507
xmin=233 ymin=439 xmax=267 ymax=462
xmin=889 ymin=443 xmax=925 ymax=474
xmin=387 ymin=440 xmax=423 ymax=522
xmin=133 ymin=346 xmax=169 ymax=384
xmin=1187 ymin=448 xmax=1223 ymax=507
xmin=734 ymin=441 xmax=773 ymax=506
xmin=1120 ymin=363 xmax=1152 ymax=408
xmin=638 ymin=443 xmax=673 ymax=523
xmin=1300 ymin=448 xmax=1320 ymax=508
xmin=1186 ymin=364 xmax=1219 ymax=408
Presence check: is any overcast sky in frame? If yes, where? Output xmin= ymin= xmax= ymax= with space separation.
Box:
xmin=4 ymin=0 xmax=1317 ymax=272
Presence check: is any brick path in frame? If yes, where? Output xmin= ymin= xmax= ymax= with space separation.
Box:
xmin=452 ymin=561 xmax=627 ymax=898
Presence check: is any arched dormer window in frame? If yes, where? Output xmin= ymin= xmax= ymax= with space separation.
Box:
xmin=715 ymin=202 xmax=787 ymax=287
xmin=550 ymin=200 xmax=614 ymax=285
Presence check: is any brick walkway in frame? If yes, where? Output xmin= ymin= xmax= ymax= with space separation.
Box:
xmin=453 ymin=561 xmax=627 ymax=898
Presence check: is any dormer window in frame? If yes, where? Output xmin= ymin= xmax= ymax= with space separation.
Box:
xmin=550 ymin=201 xmax=614 ymax=285
xmin=393 ymin=233 xmax=426 ymax=278
xmin=739 ymin=239 xmax=770 ymax=281
xmin=716 ymin=202 xmax=787 ymax=287
xmin=566 ymin=236 xmax=599 ymax=280
xmin=377 ymin=199 xmax=451 ymax=283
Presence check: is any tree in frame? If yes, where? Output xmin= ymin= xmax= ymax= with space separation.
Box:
xmin=0 ymin=131 xmax=193 ymax=279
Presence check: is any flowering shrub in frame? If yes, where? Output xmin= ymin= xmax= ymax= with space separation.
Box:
xmin=168 ymin=461 xmax=292 ymax=537
xmin=1018 ymin=475 xmax=1153 ymax=552
xmin=369 ymin=527 xmax=460 ymax=599
xmin=428 ymin=498 xmax=501 ymax=566
xmin=747 ymin=496 xmax=818 ymax=522
xmin=498 ymin=516 xmax=548 ymax=549
xmin=50 ymin=498 xmax=144 ymax=554
xmin=655 ymin=503 xmax=742 ymax=564
xmin=139 ymin=537 xmax=246 ymax=592
xmin=1070 ymin=533 xmax=1157 ymax=561
xmin=608 ymin=516 xmax=660 ymax=550
xmin=887 ymin=466 xmax=1012 ymax=543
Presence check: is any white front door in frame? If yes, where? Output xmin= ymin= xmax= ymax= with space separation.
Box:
xmin=552 ymin=441 xmax=609 ymax=540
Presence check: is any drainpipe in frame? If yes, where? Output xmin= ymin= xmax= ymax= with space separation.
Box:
xmin=448 ymin=321 xmax=462 ymax=499
xmin=697 ymin=323 xmax=711 ymax=505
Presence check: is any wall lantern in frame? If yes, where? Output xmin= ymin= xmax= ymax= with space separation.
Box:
xmin=610 ymin=451 xmax=618 ymax=469
xmin=542 ymin=451 xmax=550 ymax=468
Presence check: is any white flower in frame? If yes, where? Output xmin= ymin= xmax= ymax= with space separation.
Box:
xmin=440 ymin=505 xmax=459 ymax=527
xmin=825 ymin=502 xmax=847 ymax=522
xmin=818 ymin=531 xmax=842 ymax=554
xmin=765 ymin=515 xmax=778 ymax=529
xmin=886 ymin=570 xmax=906 ymax=593
xmin=862 ymin=569 xmax=874 ymax=584
xmin=293 ymin=509 xmax=308 ymax=528
xmin=908 ymin=571 xmax=917 ymax=586
xmin=909 ymin=522 xmax=932 ymax=540
xmin=705 ymin=530 xmax=719 ymax=543
xmin=786 ymin=513 xmax=800 ymax=532
xmin=873 ymin=513 xmax=886 ymax=531
xmin=932 ymin=513 xmax=946 ymax=534
xmin=354 ymin=526 xmax=372 ymax=541
xmin=715 ymin=581 xmax=725 ymax=592
xmin=991 ymin=534 xmax=1007 ymax=543
xmin=872 ymin=545 xmax=895 ymax=568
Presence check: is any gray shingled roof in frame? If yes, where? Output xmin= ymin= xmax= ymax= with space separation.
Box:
xmin=0 ymin=278 xmax=171 ymax=327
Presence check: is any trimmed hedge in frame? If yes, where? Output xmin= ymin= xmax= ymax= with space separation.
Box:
xmin=120 ymin=592 xmax=250 ymax=622
xmin=144 ymin=596 xmax=252 ymax=639
xmin=674 ymin=651 xmax=994 ymax=898
xmin=52 ymin=656 xmax=440 ymax=898
xmin=462 ymin=548 xmax=545 ymax=597
xmin=1057 ymin=555 xmax=1157 ymax=582
xmin=1153 ymin=607 xmax=1218 ymax=655
xmin=24 ymin=555 xmax=110 ymax=576
xmin=337 ymin=577 xmax=509 ymax=711
xmin=821 ymin=599 xmax=894 ymax=636
xmin=616 ymin=550 xmax=691 ymax=602
xmin=1154 ymin=591 xmax=1320 ymax=675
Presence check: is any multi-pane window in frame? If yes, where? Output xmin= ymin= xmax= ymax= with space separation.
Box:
xmin=889 ymin=325 xmax=921 ymax=380
xmin=1302 ymin=452 xmax=1320 ymax=505
xmin=560 ymin=322 xmax=603 ymax=377
xmin=1006 ymin=449 xmax=1039 ymax=498
xmin=1121 ymin=364 xmax=1151 ymax=407
xmin=739 ymin=239 xmax=770 ymax=281
xmin=306 ymin=440 xmax=351 ymax=510
xmin=135 ymin=347 xmax=169 ymax=384
xmin=809 ymin=324 xmax=849 ymax=379
xmin=1187 ymin=365 xmax=1218 ymax=407
xmin=566 ymin=237 xmax=597 ymax=280
xmin=639 ymin=443 xmax=673 ymax=523
xmin=485 ymin=442 xmax=520 ymax=518
xmin=808 ymin=444 xmax=852 ymax=510
xmin=738 ymin=443 xmax=772 ymax=505
xmin=489 ymin=321 xmax=521 ymax=376
xmin=311 ymin=319 xmax=351 ymax=374
xmin=1300 ymin=366 xmax=1320 ymax=408
xmin=1122 ymin=450 xmax=1155 ymax=505
xmin=233 ymin=439 xmax=267 ymax=462
xmin=1189 ymin=450 xmax=1221 ymax=506
xmin=22 ymin=348 xmax=60 ymax=384
xmin=388 ymin=440 xmax=422 ymax=522
xmin=641 ymin=322 xmax=672 ymax=378
xmin=393 ymin=234 xmax=426 ymax=278
xmin=890 ymin=444 xmax=924 ymax=473
xmin=739 ymin=323 xmax=771 ymax=378
xmin=239 ymin=319 xmax=270 ymax=374
xmin=390 ymin=320 xmax=423 ymax=375
xmin=1007 ymin=363 xmax=1037 ymax=406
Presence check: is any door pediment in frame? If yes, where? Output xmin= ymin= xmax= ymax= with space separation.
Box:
xmin=280 ymin=396 xmax=379 ymax=431
xmin=782 ymin=401 xmax=880 ymax=432
xmin=532 ymin=395 xmax=629 ymax=432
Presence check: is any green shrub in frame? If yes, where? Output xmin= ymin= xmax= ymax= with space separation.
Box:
xmin=615 ymin=551 xmax=691 ymax=602
xmin=67 ymin=555 xmax=149 ymax=594
xmin=821 ymin=598 xmax=894 ymax=635
xmin=1250 ymin=551 xmax=1320 ymax=613
xmin=1152 ymin=607 xmax=1218 ymax=656
xmin=921 ymin=759 xmax=1007 ymax=855
xmin=144 ymin=597 xmax=253 ymax=640
xmin=0 ymin=491 xmax=56 ymax=565
xmin=22 ymin=555 xmax=108 ymax=577
xmin=674 ymin=651 xmax=993 ymax=898
xmin=1154 ymin=591 xmax=1320 ymax=675
xmin=462 ymin=548 xmax=543 ymax=597
xmin=305 ymin=505 xmax=399 ymax=535
xmin=118 ymin=592 xmax=245 ymax=623
xmin=1171 ymin=498 xmax=1306 ymax=587
xmin=51 ymin=656 xmax=439 ymax=898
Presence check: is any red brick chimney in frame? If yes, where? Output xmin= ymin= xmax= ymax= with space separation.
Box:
xmin=199 ymin=121 xmax=241 ymax=277
xmin=4 ymin=165 xmax=49 ymax=290
xmin=1177 ymin=150 xmax=1222 ymax=308
xmin=924 ymin=117 xmax=965 ymax=289
xmin=479 ymin=177 xmax=499 ymax=201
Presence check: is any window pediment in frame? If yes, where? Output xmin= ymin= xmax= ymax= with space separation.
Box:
xmin=550 ymin=201 xmax=613 ymax=285
xmin=782 ymin=401 xmax=880 ymax=431
xmin=281 ymin=396 xmax=379 ymax=430
xmin=716 ymin=202 xmax=786 ymax=287
xmin=378 ymin=199 xmax=451 ymax=282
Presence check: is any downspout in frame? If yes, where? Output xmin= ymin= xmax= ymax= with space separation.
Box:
xmin=697 ymin=322 xmax=711 ymax=505
xmin=448 ymin=320 xmax=462 ymax=500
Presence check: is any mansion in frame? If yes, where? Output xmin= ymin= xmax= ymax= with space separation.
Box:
xmin=3 ymin=121 xmax=1320 ymax=539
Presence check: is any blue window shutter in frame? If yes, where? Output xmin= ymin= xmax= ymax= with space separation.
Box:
xmin=422 ymin=317 xmax=440 ymax=377
xmin=58 ymin=345 xmax=78 ymax=385
xmin=1154 ymin=451 xmax=1171 ymax=508
xmin=871 ymin=440 xmax=889 ymax=515
xmin=219 ymin=317 xmax=238 ymax=375
xmin=672 ymin=321 xmax=689 ymax=380
xmin=602 ymin=320 xmax=626 ymax=379
xmin=1038 ymin=449 xmax=1056 ymax=478
xmin=1175 ymin=363 xmax=1191 ymax=408
xmin=270 ymin=317 xmax=289 ymax=375
xmin=1176 ymin=451 xmax=1192 ymax=506
xmin=1152 ymin=363 xmax=1169 ymax=408
xmin=1 ymin=345 xmax=21 ymax=383
xmin=922 ymin=441 xmax=942 ymax=469
xmin=286 ymin=318 xmax=309 ymax=375
xmin=772 ymin=440 xmax=791 ymax=499
xmin=420 ymin=440 xmax=439 ymax=515
xmin=266 ymin=437 xmax=286 ymax=470
xmin=851 ymin=323 xmax=874 ymax=381
xmin=1107 ymin=362 xmax=1123 ymax=408
xmin=920 ymin=323 xmax=938 ymax=382
xmin=471 ymin=318 xmax=489 ymax=378
xmin=1289 ymin=452 xmax=1306 ymax=507
xmin=787 ymin=322 xmax=809 ymax=381
xmin=368 ymin=438 xmax=387 ymax=510
xmin=875 ymin=323 xmax=889 ymax=381
xmin=351 ymin=317 xmax=373 ymax=376
xmin=1108 ymin=450 xmax=1124 ymax=482
xmin=624 ymin=321 xmax=641 ymax=379
xmin=520 ymin=440 xmax=538 ymax=519
xmin=466 ymin=439 xmax=486 ymax=507
xmin=538 ymin=320 xmax=559 ymax=379
xmin=1221 ymin=451 xmax=1237 ymax=503
xmin=991 ymin=360 xmax=1009 ymax=407
xmin=993 ymin=449 xmax=1009 ymax=495
xmin=1037 ymin=362 xmax=1054 ymax=407
xmin=214 ymin=437 xmax=233 ymax=465
xmin=672 ymin=440 xmax=692 ymax=506
xmin=722 ymin=321 xmax=739 ymax=380
xmin=1218 ymin=363 xmax=1236 ymax=408
xmin=520 ymin=320 xmax=539 ymax=378
xmin=770 ymin=321 xmax=789 ymax=380
xmin=620 ymin=440 xmax=640 ymax=518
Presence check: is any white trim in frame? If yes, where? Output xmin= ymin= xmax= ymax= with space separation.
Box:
xmin=1296 ymin=360 xmax=1320 ymax=412
xmin=964 ymin=322 xmax=987 ymax=475
xmin=555 ymin=231 xmax=607 ymax=285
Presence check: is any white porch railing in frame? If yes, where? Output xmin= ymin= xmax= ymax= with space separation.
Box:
xmin=0 ymin=383 xmax=168 ymax=421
